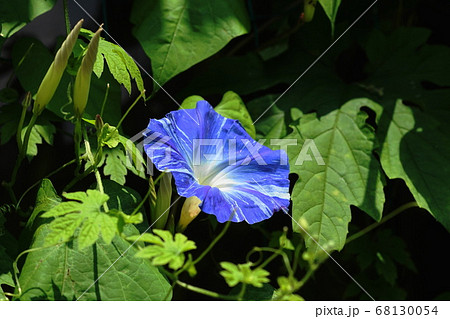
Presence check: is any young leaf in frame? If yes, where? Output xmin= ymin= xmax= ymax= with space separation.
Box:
xmin=220 ymin=262 xmax=270 ymax=288
xmin=130 ymin=0 xmax=250 ymax=88
xmin=131 ymin=229 xmax=196 ymax=270
xmin=318 ymin=0 xmax=342 ymax=37
xmin=272 ymin=276 xmax=304 ymax=301
xmin=103 ymin=147 xmax=128 ymax=185
xmin=286 ymin=98 xmax=385 ymax=256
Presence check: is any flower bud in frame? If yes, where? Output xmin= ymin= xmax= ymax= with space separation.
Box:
xmin=95 ymin=114 xmax=104 ymax=131
xmin=303 ymin=0 xmax=317 ymax=23
xmin=177 ymin=196 xmax=202 ymax=231
xmin=22 ymin=92 xmax=32 ymax=109
xmin=73 ymin=26 xmax=102 ymax=118
xmin=152 ymin=173 xmax=173 ymax=229
xmin=34 ymin=19 xmax=83 ymax=115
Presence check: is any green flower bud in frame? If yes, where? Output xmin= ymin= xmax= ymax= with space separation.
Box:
xmin=33 ymin=19 xmax=83 ymax=115
xmin=303 ymin=0 xmax=317 ymax=23
xmin=73 ymin=27 xmax=102 ymax=118
xmin=22 ymin=92 xmax=32 ymax=109
xmin=152 ymin=173 xmax=173 ymax=229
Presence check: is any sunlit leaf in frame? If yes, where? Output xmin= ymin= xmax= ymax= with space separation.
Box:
xmin=220 ymin=262 xmax=270 ymax=288
xmin=131 ymin=229 xmax=196 ymax=270
xmin=286 ymin=98 xmax=385 ymax=256
xmin=131 ymin=0 xmax=250 ymax=88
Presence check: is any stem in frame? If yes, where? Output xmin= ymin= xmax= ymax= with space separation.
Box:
xmin=192 ymin=220 xmax=231 ymax=266
xmin=5 ymin=113 xmax=39 ymax=202
xmin=16 ymin=158 xmax=77 ymax=209
xmin=83 ymin=132 xmax=109 ymax=212
xmin=298 ymin=265 xmax=316 ymax=288
xmin=74 ymin=118 xmax=82 ymax=175
xmin=16 ymin=104 xmax=28 ymax=150
xmin=175 ymin=280 xmax=235 ymax=300
xmin=100 ymin=83 xmax=110 ymax=118
xmin=13 ymin=243 xmax=60 ymax=297
xmin=64 ymin=165 xmax=95 ymax=192
xmin=237 ymin=283 xmax=247 ymax=301
xmin=346 ymin=201 xmax=419 ymax=245
xmin=116 ymin=90 xmax=146 ymax=129
xmin=63 ymin=0 xmax=70 ymax=35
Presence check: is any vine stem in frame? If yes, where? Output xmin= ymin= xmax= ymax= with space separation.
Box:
xmin=345 ymin=201 xmax=419 ymax=245
xmin=16 ymin=158 xmax=78 ymax=209
xmin=175 ymin=280 xmax=236 ymax=300
xmin=5 ymin=113 xmax=39 ymax=203
xmin=74 ymin=118 xmax=82 ymax=175
xmin=63 ymin=0 xmax=71 ymax=35
xmin=83 ymin=130 xmax=108 ymax=212
xmin=116 ymin=90 xmax=146 ymax=130
xmin=190 ymin=220 xmax=231 ymax=266
xmin=16 ymin=104 xmax=28 ymax=150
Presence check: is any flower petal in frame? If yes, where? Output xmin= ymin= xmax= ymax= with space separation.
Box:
xmin=144 ymin=101 xmax=290 ymax=224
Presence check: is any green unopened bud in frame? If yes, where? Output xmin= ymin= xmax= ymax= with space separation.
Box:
xmin=303 ymin=0 xmax=317 ymax=23
xmin=73 ymin=26 xmax=102 ymax=118
xmin=95 ymin=114 xmax=104 ymax=131
xmin=177 ymin=196 xmax=202 ymax=232
xmin=151 ymin=173 xmax=173 ymax=229
xmin=34 ymin=19 xmax=83 ymax=115
xmin=22 ymin=92 xmax=32 ymax=109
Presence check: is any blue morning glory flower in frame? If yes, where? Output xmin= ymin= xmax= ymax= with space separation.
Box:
xmin=143 ymin=101 xmax=290 ymax=224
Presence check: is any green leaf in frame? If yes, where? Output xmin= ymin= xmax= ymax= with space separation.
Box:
xmin=273 ymin=276 xmax=304 ymax=301
xmin=119 ymin=135 xmax=147 ymax=179
xmin=21 ymin=118 xmax=56 ymax=158
xmin=99 ymin=124 xmax=120 ymax=148
xmin=345 ymin=229 xmax=416 ymax=288
xmin=1 ymin=208 xmax=18 ymax=300
xmin=220 ymin=262 xmax=270 ymax=288
xmin=378 ymin=100 xmax=450 ymax=231
xmin=180 ymin=95 xmax=204 ymax=110
xmin=80 ymin=29 xmax=144 ymax=94
xmin=362 ymin=28 xmax=450 ymax=102
xmin=318 ymin=0 xmax=342 ymax=36
xmin=17 ymin=224 xmax=171 ymax=300
xmin=0 ymin=103 xmax=22 ymax=145
xmin=103 ymin=147 xmax=128 ymax=185
xmin=0 ymin=88 xmax=19 ymax=104
xmin=27 ymin=179 xmax=61 ymax=228
xmin=229 ymin=283 xmax=275 ymax=301
xmin=131 ymin=229 xmax=196 ymax=270
xmin=286 ymin=98 xmax=385 ymax=256
xmin=0 ymin=0 xmax=56 ymax=37
xmin=215 ymin=91 xmax=256 ymax=139
xmin=247 ymin=95 xmax=287 ymax=141
xmin=131 ymin=0 xmax=250 ymax=88
xmin=41 ymin=189 xmax=141 ymax=250
xmin=180 ymin=91 xmax=256 ymax=138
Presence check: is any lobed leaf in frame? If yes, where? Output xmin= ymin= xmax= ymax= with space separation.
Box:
xmin=286 ymin=99 xmax=385 ymax=256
